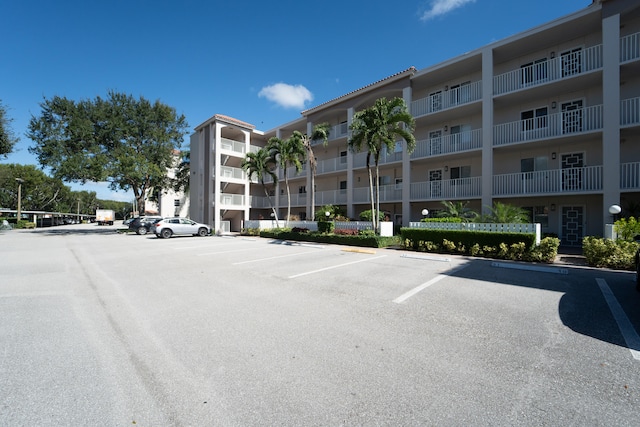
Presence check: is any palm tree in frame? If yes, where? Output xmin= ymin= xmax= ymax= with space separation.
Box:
xmin=291 ymin=123 xmax=329 ymax=221
xmin=482 ymin=201 xmax=529 ymax=223
xmin=349 ymin=97 xmax=416 ymax=233
xmin=242 ymin=147 xmax=279 ymax=222
xmin=438 ymin=200 xmax=478 ymax=221
xmin=267 ymin=135 xmax=306 ymax=226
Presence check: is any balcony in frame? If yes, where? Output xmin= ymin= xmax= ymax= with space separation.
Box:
xmin=353 ymin=185 xmax=402 ymax=203
xmin=316 ymin=189 xmax=348 ymax=205
xmin=353 ymin=150 xmax=403 ymax=169
xmin=621 ymin=162 xmax=640 ymax=190
xmin=411 ymin=80 xmax=482 ymax=118
xmin=494 ymin=44 xmax=602 ymax=96
xmin=621 ymin=32 xmax=640 ymax=64
xmin=493 ymin=166 xmax=603 ymax=196
xmin=411 ymin=129 xmax=482 ymax=159
xmin=410 ymin=177 xmax=482 ymax=200
xmin=494 ymin=104 xmax=603 ymax=146
xmin=326 ymin=122 xmax=349 ymax=143
xmin=219 ymin=137 xmax=247 ymax=156
xmin=621 ymin=97 xmax=640 ymax=127
xmin=217 ymin=165 xmax=246 ymax=182
xmin=317 ymin=156 xmax=348 ymax=175
xmin=219 ymin=193 xmax=246 ymax=206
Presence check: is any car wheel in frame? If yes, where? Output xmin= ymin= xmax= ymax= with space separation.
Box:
xmin=137 ymin=226 xmax=147 ymax=235
xmin=197 ymin=227 xmax=208 ymax=237
xmin=161 ymin=228 xmax=172 ymax=239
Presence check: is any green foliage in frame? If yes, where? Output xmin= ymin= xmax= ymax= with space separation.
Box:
xmin=297 ymin=123 xmax=330 ymax=222
xmin=437 ymin=200 xmax=478 ymax=220
xmin=242 ymin=147 xmax=278 ymax=222
xmin=421 ymin=217 xmax=463 ymax=223
xmin=317 ymin=221 xmax=334 ymax=234
xmin=27 ymin=91 xmax=189 ymax=213
xmin=259 ymin=229 xmax=400 ymax=248
xmin=267 ymin=135 xmax=306 ymax=224
xmin=478 ymin=202 xmax=529 ymax=224
xmin=241 ymin=227 xmax=261 ymax=236
xmin=0 ymin=100 xmax=19 ymax=158
xmin=359 ymin=209 xmax=385 ymax=222
xmin=583 ymin=236 xmax=637 ymax=270
xmin=614 ymin=217 xmax=640 ymax=242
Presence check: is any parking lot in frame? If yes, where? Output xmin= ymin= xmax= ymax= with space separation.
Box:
xmin=1 ymin=223 xmax=639 ymax=425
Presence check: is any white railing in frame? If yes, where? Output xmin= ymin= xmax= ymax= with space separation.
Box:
xmin=220 ymin=137 xmax=246 ymax=154
xmin=218 ymin=165 xmax=246 ymax=181
xmin=621 ymin=97 xmax=640 ymax=127
xmin=621 ymin=162 xmax=640 ymax=190
xmin=353 ymin=149 xmax=403 ymax=169
xmin=409 ymin=221 xmax=541 ymax=244
xmin=317 ymin=156 xmax=348 ymax=174
xmin=353 ymin=184 xmax=402 ymax=203
xmin=243 ymin=220 xmax=374 ymax=232
xmin=250 ymin=196 xmax=274 ymax=209
xmin=493 ymin=166 xmax=603 ymax=196
xmin=494 ymin=104 xmax=603 ymax=146
xmin=621 ymin=32 xmax=640 ymax=63
xmin=410 ymin=177 xmax=482 ymax=200
xmin=326 ymin=122 xmax=349 ymax=142
xmin=411 ymin=80 xmax=482 ymax=117
xmin=494 ymin=44 xmax=603 ymax=95
xmin=411 ymin=129 xmax=482 ymax=159
xmin=315 ymin=189 xmax=348 ymax=205
xmin=278 ymin=192 xmax=307 ymax=207
xmin=219 ymin=193 xmax=246 ymax=206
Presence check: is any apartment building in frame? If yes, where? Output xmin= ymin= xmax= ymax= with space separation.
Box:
xmin=190 ymin=0 xmax=640 ymax=245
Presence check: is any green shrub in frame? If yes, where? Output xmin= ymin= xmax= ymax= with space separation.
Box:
xmin=241 ymin=227 xmax=261 ymax=236
xmin=526 ymin=237 xmax=560 ymax=263
xmin=614 ymin=217 xmax=640 ymax=242
xmin=317 ymin=221 xmax=335 ymax=234
xmin=583 ymin=236 xmax=637 ymax=270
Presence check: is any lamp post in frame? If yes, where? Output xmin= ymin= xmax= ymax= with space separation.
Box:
xmin=15 ymin=178 xmax=24 ymax=222
xmin=609 ymin=204 xmax=621 ymax=222
xmin=421 ymin=208 xmax=429 ymax=218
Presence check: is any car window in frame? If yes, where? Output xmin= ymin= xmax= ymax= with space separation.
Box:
xmin=170 ymin=218 xmax=180 ymax=224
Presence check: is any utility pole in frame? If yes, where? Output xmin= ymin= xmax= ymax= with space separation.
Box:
xmin=15 ymin=178 xmax=24 ymax=222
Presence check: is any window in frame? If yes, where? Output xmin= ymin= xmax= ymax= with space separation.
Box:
xmin=394 ymin=141 xmax=403 ymax=153
xmin=339 ymin=181 xmax=347 ymax=193
xmin=521 ymin=58 xmax=548 ymax=86
xmin=340 ymin=150 xmax=347 ymax=164
xmin=561 ymin=47 xmax=582 ymax=77
xmin=521 ymin=107 xmax=548 ymax=133
xmin=521 ymin=156 xmax=548 ymax=173
xmin=429 ymin=90 xmax=442 ymax=112
xmin=450 ymin=166 xmax=471 ymax=180
xmin=395 ymin=178 xmax=403 ymax=190
xmin=299 ymin=185 xmax=307 ymax=194
xmin=450 ymin=124 xmax=472 ymax=150
xmin=449 ymin=81 xmax=471 ymax=105
xmin=524 ymin=206 xmax=549 ymax=228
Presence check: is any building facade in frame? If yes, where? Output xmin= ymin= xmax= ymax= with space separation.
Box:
xmin=191 ymin=0 xmax=640 ymax=245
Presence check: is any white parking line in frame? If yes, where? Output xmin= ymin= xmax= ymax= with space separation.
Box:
xmin=393 ymin=265 xmax=468 ymax=304
xmin=596 ymin=278 xmax=640 ymax=360
xmin=197 ymin=248 xmax=253 ymax=257
xmin=288 ymin=255 xmax=387 ymax=279
xmin=234 ymin=251 xmax=315 ymax=265
xmin=492 ymin=262 xmax=568 ymax=275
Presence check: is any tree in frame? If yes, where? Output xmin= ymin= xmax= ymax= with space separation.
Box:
xmin=267 ymin=135 xmax=306 ymax=226
xmin=480 ymin=202 xmax=529 ymax=223
xmin=437 ymin=200 xmax=478 ymax=221
xmin=27 ymin=91 xmax=189 ymax=215
xmin=0 ymin=164 xmax=72 ymax=212
xmin=0 ymin=100 xmax=19 ymax=158
xmin=291 ymin=123 xmax=329 ymax=221
xmin=242 ymin=147 xmax=279 ymax=222
xmin=349 ymin=97 xmax=415 ymax=233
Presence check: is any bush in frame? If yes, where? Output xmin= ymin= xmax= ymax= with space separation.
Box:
xmin=292 ymin=227 xmax=310 ymax=234
xmin=526 ymin=237 xmax=560 ymax=263
xmin=334 ymin=228 xmax=358 ymax=235
xmin=317 ymin=221 xmax=334 ymax=234
xmin=614 ymin=217 xmax=640 ymax=242
xmin=583 ymin=236 xmax=637 ymax=270
xmin=241 ymin=227 xmax=261 ymax=236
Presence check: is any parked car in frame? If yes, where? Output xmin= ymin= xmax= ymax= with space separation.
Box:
xmin=128 ymin=216 xmax=163 ymax=235
xmin=154 ymin=218 xmax=211 ymax=238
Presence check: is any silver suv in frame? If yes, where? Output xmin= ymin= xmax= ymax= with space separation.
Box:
xmin=154 ymin=218 xmax=211 ymax=238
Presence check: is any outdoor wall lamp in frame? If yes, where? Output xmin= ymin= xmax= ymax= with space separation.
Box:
xmin=444 ymin=125 xmax=448 ymax=132
xmin=550 ymin=204 xmax=556 ymax=211
xmin=551 ymin=101 xmax=557 ymax=109
xmin=421 ymin=209 xmax=429 ymax=217
xmin=552 ymin=152 xmax=556 ymax=159
xmin=444 ymin=166 xmax=449 ymax=172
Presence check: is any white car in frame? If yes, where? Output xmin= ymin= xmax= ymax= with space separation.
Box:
xmin=154 ymin=218 xmax=211 ymax=238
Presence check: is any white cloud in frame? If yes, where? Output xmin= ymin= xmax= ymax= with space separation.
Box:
xmin=258 ymin=83 xmax=313 ymax=109
xmin=420 ymin=0 xmax=476 ymax=21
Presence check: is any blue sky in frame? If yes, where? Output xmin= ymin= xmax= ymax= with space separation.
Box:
xmin=1 ymin=0 xmax=591 ymax=201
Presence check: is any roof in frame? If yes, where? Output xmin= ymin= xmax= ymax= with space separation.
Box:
xmin=301 ymin=66 xmax=417 ymax=116
xmin=194 ymin=114 xmax=256 ymax=131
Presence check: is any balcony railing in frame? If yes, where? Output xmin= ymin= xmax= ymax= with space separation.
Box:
xmin=410 ymin=177 xmax=482 ymax=200
xmin=217 ymin=165 xmax=246 ymax=181
xmin=493 ymin=166 xmax=603 ymax=196
xmin=621 ymin=97 xmax=640 ymax=127
xmin=353 ymin=184 xmax=402 ymax=203
xmin=220 ymin=193 xmax=246 ymax=206
xmin=411 ymin=80 xmax=482 ymax=117
xmin=325 ymin=122 xmax=349 ymax=142
xmin=278 ymin=192 xmax=306 ymax=207
xmin=219 ymin=137 xmax=247 ymax=155
xmin=494 ymin=104 xmax=603 ymax=146
xmin=353 ymin=149 xmax=403 ymax=169
xmin=494 ymin=44 xmax=603 ymax=95
xmin=316 ymin=189 xmax=348 ymax=205
xmin=317 ymin=156 xmax=348 ymax=174
xmin=621 ymin=32 xmax=640 ymax=63
xmin=411 ymin=129 xmax=482 ymax=159
xmin=621 ymin=162 xmax=640 ymax=190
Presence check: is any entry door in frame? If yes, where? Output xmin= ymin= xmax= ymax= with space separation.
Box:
xmin=561 ymin=100 xmax=583 ymax=134
xmin=429 ymin=169 xmax=443 ymax=198
xmin=561 ymin=152 xmax=584 ymax=191
xmin=429 ymin=130 xmax=442 ymax=155
xmin=561 ymin=206 xmax=584 ymax=246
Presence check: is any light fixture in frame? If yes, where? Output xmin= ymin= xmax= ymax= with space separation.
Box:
xmin=444 ymin=166 xmax=448 ymax=172
xmin=325 ymin=211 xmax=331 ymax=218
xmin=444 ymin=85 xmax=449 ymax=91
xmin=444 ymin=125 xmax=448 ymax=132
xmin=552 ymin=152 xmax=556 ymax=159
xmin=550 ymin=51 xmax=555 ymax=58
xmin=609 ymin=205 xmax=621 ymax=215
xmin=550 ymin=204 xmax=556 ymax=211
xmin=551 ymin=101 xmax=557 ymax=109
xmin=421 ymin=209 xmax=429 ymax=217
